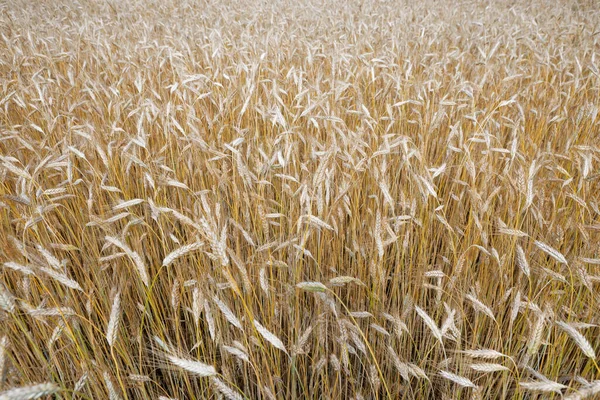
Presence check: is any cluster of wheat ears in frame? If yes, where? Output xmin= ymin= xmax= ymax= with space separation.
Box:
xmin=0 ymin=0 xmax=599 ymax=398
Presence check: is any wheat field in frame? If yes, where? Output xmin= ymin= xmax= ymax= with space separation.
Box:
xmin=0 ymin=0 xmax=599 ymax=398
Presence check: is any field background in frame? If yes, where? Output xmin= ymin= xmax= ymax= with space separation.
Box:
xmin=1 ymin=0 xmax=600 ymax=398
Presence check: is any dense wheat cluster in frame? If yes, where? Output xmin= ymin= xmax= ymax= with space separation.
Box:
xmin=1 ymin=0 xmax=599 ymax=398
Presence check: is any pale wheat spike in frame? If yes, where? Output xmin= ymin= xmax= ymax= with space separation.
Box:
xmin=0 ymin=383 xmax=59 ymax=400
xmin=27 ymin=307 xmax=76 ymax=317
xmin=103 ymin=212 xmax=131 ymax=224
xmin=204 ymin=300 xmax=216 ymax=341
xmin=162 ymin=242 xmax=203 ymax=266
xmin=292 ymin=325 xmax=313 ymax=356
xmin=1 ymin=160 xmax=31 ymax=180
xmin=459 ymin=349 xmax=507 ymax=359
xmin=105 ymin=236 xmax=149 ymax=286
xmin=424 ymin=270 xmax=445 ymax=278
xmin=438 ymin=370 xmax=476 ymax=388
xmin=229 ymin=218 xmax=256 ymax=247
xmin=48 ymin=320 xmax=64 ymax=349
xmin=35 ymin=245 xmax=62 ymax=270
xmin=386 ymin=345 xmax=410 ymax=381
xmin=106 ymin=291 xmax=121 ymax=347
xmin=153 ymin=336 xmax=170 ymax=353
xmin=527 ymin=314 xmax=546 ymax=356
xmin=519 ymin=380 xmax=567 ymax=394
xmin=192 ymin=287 xmax=201 ymax=326
xmin=3 ymin=262 xmax=34 ymax=275
xmin=579 ymin=257 xmax=600 ymax=265
xmin=166 ymin=355 xmax=217 ymax=377
xmin=370 ymin=323 xmax=390 ymax=336
xmin=349 ymin=311 xmax=373 ymax=318
xmin=515 ymin=244 xmax=530 ymax=277
xmin=382 ymin=312 xmax=408 ymax=338
xmin=39 ymin=267 xmax=83 ymax=292
xmin=170 ymin=279 xmax=181 ymax=311
xmin=329 ymin=354 xmax=341 ymax=372
xmin=304 ymin=214 xmax=334 ymax=231
xmin=73 ymin=373 xmax=88 ymax=393
xmin=564 ymin=380 xmax=600 ymax=400
xmin=329 ymin=276 xmax=365 ymax=286
xmin=374 ymin=210 xmax=384 ymax=259
xmin=408 ymin=363 xmax=429 ymax=380
xmin=128 ymin=374 xmax=151 ymax=382
xmin=103 ymin=372 xmax=122 ymax=400
xmin=555 ymin=321 xmax=596 ymax=359
xmin=222 ymin=345 xmax=250 ymax=363
xmin=213 ymin=297 xmax=243 ymax=330
xmin=165 ymin=179 xmax=189 ymax=190
xmin=498 ymin=227 xmax=529 ymax=237
xmin=0 ymin=336 xmax=7 ymax=383
xmin=415 ymin=305 xmax=442 ymax=343
xmin=262 ymin=385 xmax=277 ymax=400
xmin=210 ymin=377 xmax=244 ymax=400
xmin=465 ymin=293 xmax=495 ymax=321
xmin=440 ymin=306 xmax=457 ymax=337
xmin=534 ymin=240 xmax=568 ymax=265
xmin=510 ymin=291 xmax=521 ymax=324
xmin=378 ymin=179 xmax=394 ymax=209
xmin=227 ymin=249 xmax=252 ymax=292
xmin=199 ymin=217 xmax=229 ymax=266
xmin=0 ymin=284 xmax=16 ymax=313
xmin=254 ymin=320 xmax=287 ymax=354
xmin=112 ymin=198 xmax=145 ymax=211
xmin=469 ymin=363 xmax=510 ymax=373
xmin=99 ymin=253 xmax=126 ymax=263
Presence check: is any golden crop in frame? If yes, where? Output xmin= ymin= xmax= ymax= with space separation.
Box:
xmin=0 ymin=0 xmax=599 ymax=398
